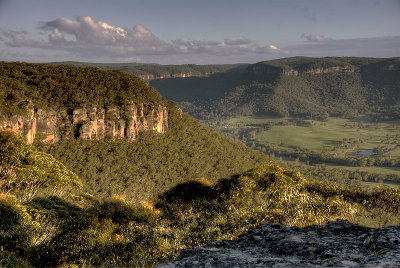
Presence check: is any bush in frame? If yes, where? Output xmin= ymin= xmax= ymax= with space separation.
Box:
xmin=0 ymin=195 xmax=32 ymax=253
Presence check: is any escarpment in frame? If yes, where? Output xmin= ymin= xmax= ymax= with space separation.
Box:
xmin=0 ymin=103 xmax=168 ymax=144
xmin=0 ymin=62 xmax=171 ymax=144
xmin=246 ymin=62 xmax=357 ymax=78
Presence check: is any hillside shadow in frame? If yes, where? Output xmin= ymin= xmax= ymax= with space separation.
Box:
xmin=150 ymin=65 xmax=248 ymax=102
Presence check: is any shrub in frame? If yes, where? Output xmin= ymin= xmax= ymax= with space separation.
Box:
xmin=0 ymin=194 xmax=32 ymax=253
xmin=0 ymin=130 xmax=82 ymax=201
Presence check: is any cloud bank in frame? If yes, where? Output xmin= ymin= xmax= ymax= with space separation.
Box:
xmin=0 ymin=16 xmax=278 ymax=62
xmin=0 ymin=16 xmax=399 ymax=63
xmin=301 ymin=33 xmax=332 ymax=42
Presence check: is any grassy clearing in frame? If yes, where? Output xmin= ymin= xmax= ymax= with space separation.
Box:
xmin=224 ymin=115 xmax=284 ymax=126
xmin=205 ymin=115 xmax=400 ymax=187
xmin=254 ymin=117 xmax=400 ymax=155
xmin=208 ymin=115 xmax=400 ymax=161
xmin=325 ymin=164 xmax=400 ymax=177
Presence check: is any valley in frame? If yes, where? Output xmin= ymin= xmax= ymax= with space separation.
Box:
xmin=1 ymin=58 xmax=400 ymax=267
xmin=146 ymin=57 xmax=400 ymax=190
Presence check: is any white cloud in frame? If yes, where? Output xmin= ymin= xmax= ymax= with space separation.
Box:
xmin=301 ymin=33 xmax=332 ymax=42
xmin=269 ymin=45 xmax=279 ymax=50
xmin=0 ymin=16 xmax=275 ymax=61
xmin=1 ymin=16 xmax=399 ymax=64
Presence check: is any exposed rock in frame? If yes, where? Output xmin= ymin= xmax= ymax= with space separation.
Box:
xmin=139 ymin=72 xmax=214 ymax=80
xmin=157 ymin=220 xmax=400 ymax=267
xmin=247 ymin=64 xmax=357 ymax=77
xmin=305 ymin=65 xmax=356 ymax=74
xmin=0 ymin=103 xmax=168 ymax=144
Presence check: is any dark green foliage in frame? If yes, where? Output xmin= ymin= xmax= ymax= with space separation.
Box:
xmin=3 ymin=164 xmax=400 ymax=267
xmin=0 ymin=197 xmax=31 ymax=253
xmin=30 ymin=198 xmax=161 ymax=267
xmin=50 ymin=61 xmax=247 ymax=81
xmin=147 ymin=57 xmax=400 ymax=120
xmin=0 ymin=199 xmax=26 ymax=232
xmin=0 ymin=62 xmax=163 ymax=116
xmin=0 ymin=130 xmax=81 ymax=201
xmin=27 ymin=196 xmax=82 ymax=222
xmin=158 ymin=179 xmax=215 ymax=203
xmin=95 ymin=200 xmax=156 ymax=225
xmin=0 ymin=61 xmax=267 ymax=203
xmin=36 ymin=102 xmax=268 ymax=202
xmin=0 ymin=130 xmax=31 ymax=168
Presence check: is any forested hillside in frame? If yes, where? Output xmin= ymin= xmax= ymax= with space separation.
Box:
xmin=0 ymin=62 xmax=162 ymax=114
xmin=0 ymin=62 xmax=268 ymax=201
xmin=1 ymin=134 xmax=399 ymax=267
xmin=50 ymin=61 xmax=247 ymax=81
xmin=36 ymin=102 xmax=268 ymax=201
xmin=149 ymin=57 xmax=400 ymax=120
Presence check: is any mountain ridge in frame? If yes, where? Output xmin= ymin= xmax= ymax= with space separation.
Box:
xmin=148 ymin=57 xmax=400 ymax=120
xmin=0 ymin=62 xmax=268 ymax=201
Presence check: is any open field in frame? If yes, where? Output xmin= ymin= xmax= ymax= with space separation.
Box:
xmin=204 ymin=115 xmax=400 ymax=187
xmin=325 ymin=164 xmax=400 ymax=177
xmin=220 ymin=116 xmax=400 ymax=159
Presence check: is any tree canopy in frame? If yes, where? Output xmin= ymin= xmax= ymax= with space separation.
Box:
xmin=0 ymin=130 xmax=81 ymax=201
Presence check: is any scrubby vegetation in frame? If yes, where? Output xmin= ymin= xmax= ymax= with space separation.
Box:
xmin=0 ymin=131 xmax=81 ymax=202
xmin=1 ymin=134 xmax=400 ymax=267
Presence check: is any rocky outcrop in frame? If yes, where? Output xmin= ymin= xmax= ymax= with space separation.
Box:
xmin=247 ymin=64 xmax=357 ymax=77
xmin=157 ymin=220 xmax=400 ymax=267
xmin=0 ymin=103 xmax=168 ymax=144
xmin=139 ymin=73 xmax=199 ymax=80
xmin=305 ymin=65 xmax=357 ymax=74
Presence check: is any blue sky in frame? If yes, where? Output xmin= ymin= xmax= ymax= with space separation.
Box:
xmin=0 ymin=0 xmax=399 ymax=64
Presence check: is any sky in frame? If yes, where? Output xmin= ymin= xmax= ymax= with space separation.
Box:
xmin=0 ymin=0 xmax=399 ymax=64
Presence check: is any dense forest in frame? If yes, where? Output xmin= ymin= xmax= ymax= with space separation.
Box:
xmin=36 ymin=101 xmax=268 ymax=201
xmin=0 ymin=62 xmax=163 ymax=116
xmin=50 ymin=61 xmax=247 ymax=80
xmin=1 ymin=131 xmax=400 ymax=267
xmin=148 ymin=57 xmax=400 ymax=120
xmin=1 ymin=60 xmax=400 ymax=266
xmin=0 ymin=62 xmax=268 ymax=202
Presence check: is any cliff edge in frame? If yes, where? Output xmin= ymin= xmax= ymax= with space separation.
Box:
xmin=0 ymin=102 xmax=167 ymax=144
xmin=158 ymin=220 xmax=400 ymax=267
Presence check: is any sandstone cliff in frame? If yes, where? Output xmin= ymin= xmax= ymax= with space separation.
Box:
xmin=247 ymin=63 xmax=357 ymax=77
xmin=0 ymin=103 xmax=168 ymax=144
xmin=139 ymin=73 xmax=200 ymax=80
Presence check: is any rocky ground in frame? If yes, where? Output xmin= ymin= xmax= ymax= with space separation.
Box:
xmin=157 ymin=220 xmax=400 ymax=267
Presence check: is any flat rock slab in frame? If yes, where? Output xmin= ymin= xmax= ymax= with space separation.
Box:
xmin=157 ymin=220 xmax=400 ymax=267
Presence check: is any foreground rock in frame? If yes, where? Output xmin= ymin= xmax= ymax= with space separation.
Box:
xmin=157 ymin=220 xmax=400 ymax=267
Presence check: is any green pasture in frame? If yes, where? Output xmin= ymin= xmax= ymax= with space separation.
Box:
xmin=325 ymin=165 xmax=400 ymax=177
xmin=361 ymin=181 xmax=400 ymax=190
xmin=224 ymin=115 xmax=284 ymax=126
xmin=250 ymin=116 xmax=400 ymax=157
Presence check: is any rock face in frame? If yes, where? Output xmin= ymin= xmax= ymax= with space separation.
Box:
xmin=139 ymin=73 xmax=199 ymax=80
xmin=247 ymin=64 xmax=356 ymax=77
xmin=157 ymin=220 xmax=400 ymax=268
xmin=0 ymin=103 xmax=168 ymax=144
